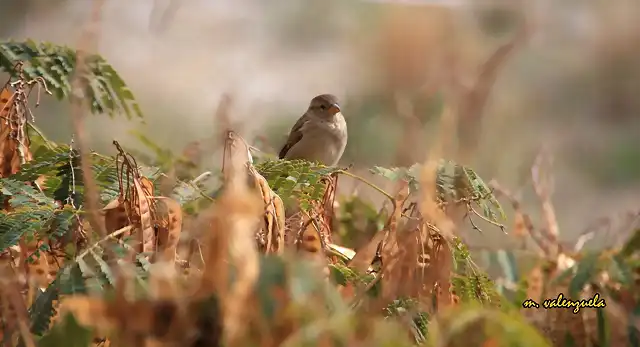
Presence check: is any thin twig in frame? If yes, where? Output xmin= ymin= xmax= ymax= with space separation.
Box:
xmin=337 ymin=169 xmax=394 ymax=201
xmin=349 ymin=248 xmax=406 ymax=309
xmin=26 ymin=123 xmax=56 ymax=150
xmin=4 ymin=265 xmax=36 ymax=347
xmin=489 ymin=179 xmax=549 ymax=256
xmin=157 ymin=173 xmax=215 ymax=202
xmin=468 ymin=203 xmax=505 ymax=232
xmin=75 ymin=225 xmax=134 ymax=261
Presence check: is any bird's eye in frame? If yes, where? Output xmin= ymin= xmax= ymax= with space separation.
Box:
xmin=319 ymin=105 xmax=327 ymax=110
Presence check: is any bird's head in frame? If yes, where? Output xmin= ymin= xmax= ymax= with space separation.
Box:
xmin=307 ymin=94 xmax=342 ymax=120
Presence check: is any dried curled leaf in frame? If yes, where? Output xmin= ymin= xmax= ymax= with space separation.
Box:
xmin=153 ymin=196 xmax=183 ymax=264
xmin=133 ymin=176 xmax=155 ymax=257
xmin=250 ymin=165 xmax=285 ymax=255
xmin=0 ymin=85 xmax=33 ymax=178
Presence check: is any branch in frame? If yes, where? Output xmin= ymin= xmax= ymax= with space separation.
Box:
xmin=488 ymin=179 xmax=548 ymax=257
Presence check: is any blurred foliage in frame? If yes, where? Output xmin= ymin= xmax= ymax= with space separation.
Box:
xmin=0 ymin=39 xmax=142 ymax=119
xmin=0 ymin=31 xmax=639 ymax=347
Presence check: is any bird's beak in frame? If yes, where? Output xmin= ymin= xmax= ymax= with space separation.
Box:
xmin=327 ymin=103 xmax=341 ymax=115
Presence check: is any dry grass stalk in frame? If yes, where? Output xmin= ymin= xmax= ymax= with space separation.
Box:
xmin=378 ymin=181 xmax=411 ymax=301
xmin=455 ymin=15 xmax=530 ymax=164
xmin=488 ymin=148 xmax=640 ymax=344
xmin=0 ymin=264 xmax=36 ymax=347
xmin=152 ymin=196 xmax=183 ymax=264
xmin=488 ymin=180 xmax=547 ymax=257
xmin=530 ymin=147 xmax=560 ymax=257
xmin=416 ymin=100 xmax=459 ymax=313
xmin=198 ymin=129 xmax=262 ymax=345
xmin=68 ymin=0 xmax=108 ymax=239
xmin=320 ymin=174 xmax=339 ymax=245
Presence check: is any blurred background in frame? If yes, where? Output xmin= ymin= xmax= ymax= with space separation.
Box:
xmin=1 ymin=0 xmax=639 ymax=250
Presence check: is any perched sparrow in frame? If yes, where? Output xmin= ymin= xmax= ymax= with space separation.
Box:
xmin=278 ymin=94 xmax=347 ymax=166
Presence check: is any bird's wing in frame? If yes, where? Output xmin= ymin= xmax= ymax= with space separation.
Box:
xmin=278 ymin=114 xmax=310 ymax=159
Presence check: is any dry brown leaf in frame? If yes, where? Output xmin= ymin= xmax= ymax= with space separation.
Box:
xmin=0 ymin=264 xmax=36 ymax=347
xmin=103 ymin=199 xmax=129 ymax=236
xmin=250 ymin=165 xmax=285 ymax=255
xmin=153 ymin=196 xmax=183 ymax=264
xmin=0 ymin=87 xmax=32 ymax=178
xmin=378 ymin=182 xmax=412 ymax=300
xmin=489 ymin=180 xmax=548 ymax=257
xmin=320 ymin=175 xmax=338 ymax=245
xmin=531 ymin=148 xmax=560 ymax=257
xmin=139 ymin=176 xmax=155 ymax=197
xmin=348 ymin=229 xmax=386 ymax=274
xmin=133 ymin=176 xmax=156 ymax=257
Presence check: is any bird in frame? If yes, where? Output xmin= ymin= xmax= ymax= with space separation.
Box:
xmin=278 ymin=94 xmax=347 ymax=167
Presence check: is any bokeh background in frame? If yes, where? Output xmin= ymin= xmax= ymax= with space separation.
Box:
xmin=1 ymin=0 xmax=639 ymax=250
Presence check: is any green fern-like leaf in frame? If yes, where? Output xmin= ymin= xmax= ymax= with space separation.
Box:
xmin=10 ymin=147 xmax=71 ymax=183
xmin=29 ymin=277 xmax=60 ymax=336
xmin=255 ymin=159 xmax=341 ymax=209
xmin=0 ymin=179 xmax=80 ymax=255
xmin=383 ymin=297 xmax=429 ymax=344
xmin=0 ymin=179 xmax=58 ymax=252
xmin=59 ymin=263 xmax=89 ymax=296
xmin=92 ymin=162 xmax=120 ymax=204
xmin=9 ymin=143 xmax=127 ymax=206
xmin=52 ymin=152 xmax=84 ymax=206
xmin=450 ymin=238 xmax=501 ymax=306
xmin=370 ymin=161 xmax=506 ymax=223
xmin=0 ymin=39 xmax=143 ymax=120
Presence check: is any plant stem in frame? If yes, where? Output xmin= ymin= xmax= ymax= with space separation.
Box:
xmin=27 ymin=122 xmax=56 ymax=150
xmin=337 ymin=170 xmax=394 ymax=201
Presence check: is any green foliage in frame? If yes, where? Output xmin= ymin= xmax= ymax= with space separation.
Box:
xmin=0 ymin=178 xmax=64 ymax=253
xmin=426 ymin=303 xmax=552 ymax=347
xmin=384 ymin=297 xmax=430 ymax=344
xmin=5 ymin=42 xmax=638 ymax=346
xmin=6 ymin=144 xmax=111 ymax=205
xmin=11 ymin=132 xmax=638 ymax=347
xmin=568 ymin=251 xmax=601 ymax=297
xmin=336 ymin=195 xmax=388 ymax=249
xmin=37 ymin=314 xmax=93 ymax=347
xmin=0 ymin=39 xmax=143 ymax=120
xmin=30 ymin=277 xmax=61 ymax=336
xmin=450 ymin=238 xmax=502 ymax=306
xmin=370 ymin=161 xmax=506 ymax=223
xmin=328 ymin=262 xmax=379 ymax=298
xmin=255 ymin=159 xmax=342 ymax=210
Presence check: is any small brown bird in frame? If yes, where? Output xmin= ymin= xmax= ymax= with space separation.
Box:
xmin=278 ymin=94 xmax=347 ymax=166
